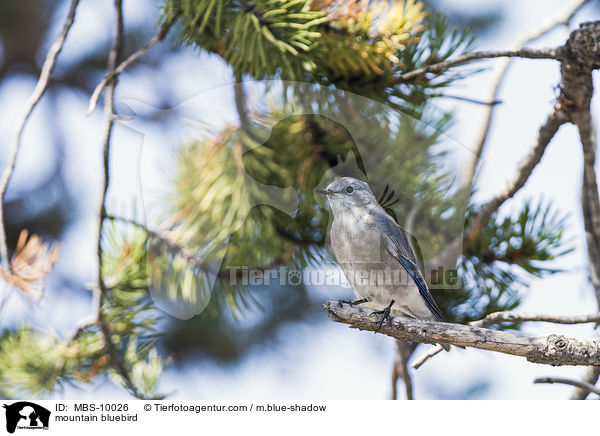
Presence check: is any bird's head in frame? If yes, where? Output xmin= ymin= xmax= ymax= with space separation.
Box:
xmin=315 ymin=177 xmax=378 ymax=214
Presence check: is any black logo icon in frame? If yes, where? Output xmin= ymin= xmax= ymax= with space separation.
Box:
xmin=3 ymin=402 xmax=50 ymax=433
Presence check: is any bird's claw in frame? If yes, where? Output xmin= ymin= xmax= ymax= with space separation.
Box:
xmin=371 ymin=299 xmax=395 ymax=333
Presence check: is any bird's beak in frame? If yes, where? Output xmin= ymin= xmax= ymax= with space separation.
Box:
xmin=315 ymin=189 xmax=332 ymax=196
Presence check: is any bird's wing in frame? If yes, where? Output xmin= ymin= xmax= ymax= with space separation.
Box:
xmin=372 ymin=211 xmax=445 ymax=322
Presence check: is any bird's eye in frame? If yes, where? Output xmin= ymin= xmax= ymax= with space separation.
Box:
xmin=345 ymin=186 xmax=354 ymax=194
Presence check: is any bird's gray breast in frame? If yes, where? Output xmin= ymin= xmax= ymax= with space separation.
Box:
xmin=329 ymin=209 xmax=433 ymax=319
xmin=330 ymin=211 xmax=398 ymax=302
xmin=330 ymin=213 xmax=386 ymax=266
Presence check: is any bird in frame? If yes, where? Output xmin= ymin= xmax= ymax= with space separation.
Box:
xmin=316 ymin=176 xmax=449 ymax=350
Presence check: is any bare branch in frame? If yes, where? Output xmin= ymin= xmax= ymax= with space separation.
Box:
xmin=393 ymin=47 xmax=563 ymax=83
xmin=431 ymin=109 xmax=568 ymax=267
xmin=534 ymin=377 xmax=600 ymax=396
xmin=470 ymin=311 xmax=600 ymax=329
xmin=573 ymin=111 xmax=600 ymax=399
xmin=578 ymin=111 xmax=600 ymax=305
xmin=461 ymin=0 xmax=588 ymax=188
xmin=94 ymin=0 xmax=128 ymax=392
xmin=92 ymin=0 xmax=162 ymax=401
xmin=411 ymin=344 xmax=444 ymax=370
xmin=0 ymin=0 xmax=81 ymax=268
xmin=325 ymin=301 xmax=600 ymax=366
xmin=86 ymin=14 xmax=178 ymax=115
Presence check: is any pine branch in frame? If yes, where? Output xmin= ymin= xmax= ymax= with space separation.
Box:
xmin=470 ymin=311 xmax=600 ymax=328
xmin=0 ymin=0 xmax=81 ymax=268
xmin=325 ymin=301 xmax=600 ymax=366
xmin=392 ymin=47 xmax=563 ymax=83
xmin=86 ymin=13 xmax=178 ymax=115
xmin=104 ymin=214 xmax=219 ymax=276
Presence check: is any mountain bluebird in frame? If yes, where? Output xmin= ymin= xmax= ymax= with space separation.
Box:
xmin=317 ymin=177 xmax=449 ymax=349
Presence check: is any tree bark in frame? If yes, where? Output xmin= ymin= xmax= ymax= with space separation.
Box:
xmin=325 ymin=301 xmax=600 ymax=367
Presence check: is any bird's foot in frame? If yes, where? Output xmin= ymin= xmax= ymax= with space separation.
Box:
xmin=338 ymin=298 xmax=369 ymax=306
xmin=370 ymin=299 xmax=395 ymax=333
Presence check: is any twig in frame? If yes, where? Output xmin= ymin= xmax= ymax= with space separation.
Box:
xmin=86 ymin=14 xmax=178 ymax=115
xmin=0 ymin=0 xmax=81 ymax=268
xmin=534 ymin=377 xmax=600 ymax=396
xmin=470 ymin=311 xmax=600 ymax=329
xmin=325 ymin=301 xmax=600 ymax=366
xmin=393 ymin=47 xmax=563 ymax=83
xmin=93 ymin=0 xmax=158 ymax=400
xmin=95 ymin=0 xmax=126 ymax=389
xmin=461 ymin=0 xmax=588 ymax=188
xmin=411 ymin=344 xmax=444 ymax=370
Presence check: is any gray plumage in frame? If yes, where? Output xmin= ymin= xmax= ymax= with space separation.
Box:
xmin=317 ymin=177 xmax=448 ymax=341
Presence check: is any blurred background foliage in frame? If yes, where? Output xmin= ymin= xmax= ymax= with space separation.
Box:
xmin=0 ymin=0 xmax=572 ymax=398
